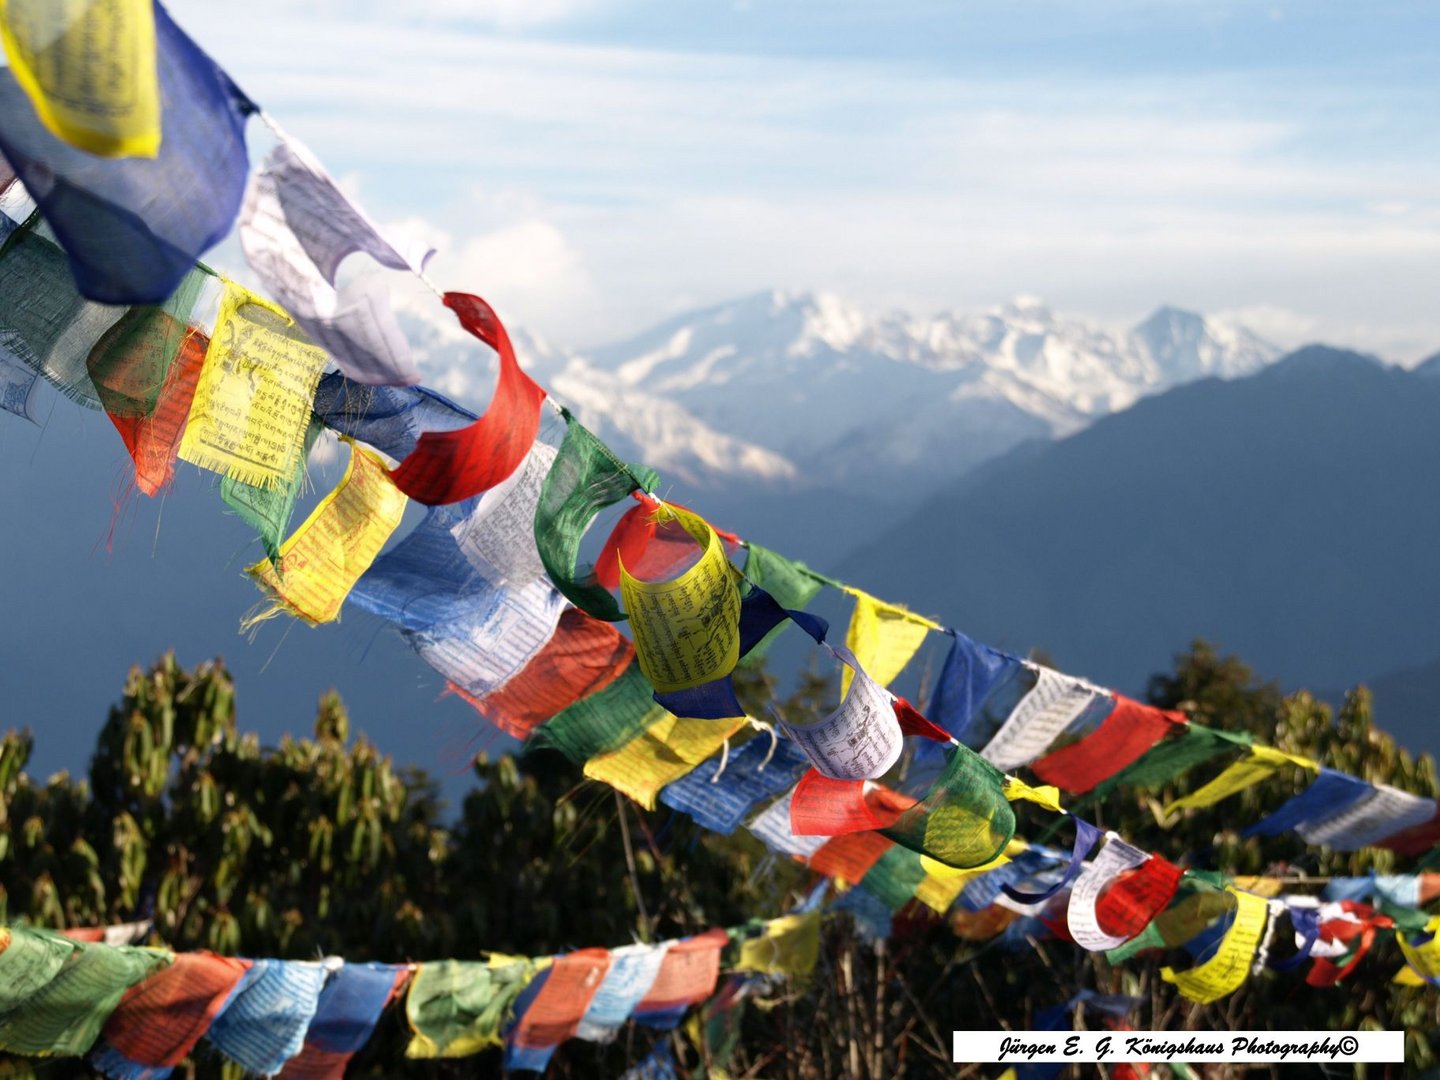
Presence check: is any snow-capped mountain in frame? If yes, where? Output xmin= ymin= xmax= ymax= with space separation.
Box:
xmin=401 ymin=291 xmax=1278 ymax=496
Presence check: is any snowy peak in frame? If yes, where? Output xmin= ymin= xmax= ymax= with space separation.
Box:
xmin=1130 ymin=305 xmax=1275 ymax=384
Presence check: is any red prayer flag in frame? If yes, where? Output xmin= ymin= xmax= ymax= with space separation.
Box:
xmin=1030 ymin=696 xmax=1184 ymax=794
xmin=389 ymin=293 xmax=546 ymax=506
xmin=107 ymin=331 xmax=209 ymax=496
xmin=635 ymin=929 xmax=728 ymax=1014
xmin=789 ymin=770 xmax=914 ymax=837
xmin=892 ymin=697 xmax=952 ymax=743
xmin=808 ymin=831 xmax=894 ymax=884
xmin=1094 ymin=855 xmax=1183 ymax=941
xmin=103 ymin=952 xmax=252 ymax=1067
xmin=452 ymin=609 xmax=634 ymax=738
xmin=512 ymin=949 xmax=612 ymax=1051
xmin=594 ymin=495 xmax=742 ymax=590
xmin=1379 ymin=804 xmax=1440 ymax=857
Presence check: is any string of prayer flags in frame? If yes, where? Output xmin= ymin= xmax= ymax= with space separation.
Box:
xmin=0 ymin=0 xmax=160 ymax=158
xmin=981 ymin=668 xmax=1105 ymax=773
xmin=405 ymin=957 xmax=539 ymax=1059
xmin=881 ymin=743 xmax=1015 ymax=869
xmin=178 ymin=282 xmax=328 ymax=489
xmin=1160 ymin=889 xmax=1272 ymax=1003
xmin=632 ymin=929 xmax=728 ymax=1031
xmin=239 ymin=130 xmax=435 ymax=386
xmin=245 ymin=440 xmax=407 ymax=626
xmin=928 ymin=629 xmax=1024 ymax=745
xmin=1163 ymin=744 xmax=1318 ymax=815
xmin=312 ymin=373 xmax=474 ymax=461
xmin=788 ymin=771 xmax=914 ymax=837
xmin=93 ymin=951 xmax=250 ymax=1076
xmin=735 ymin=912 xmax=821 ymax=978
xmin=388 ymin=293 xmax=545 ymax=505
xmin=575 ymin=944 xmax=671 ymax=1044
xmin=1030 ymin=696 xmax=1185 ymax=794
xmin=1294 ymin=782 xmax=1439 ymax=851
xmin=506 ymin=949 xmax=611 ymax=1073
xmin=619 ymin=505 xmax=742 ymax=694
xmin=0 ymin=934 xmax=165 ymax=1057
xmin=779 ymin=646 xmax=903 ymax=780
xmin=1067 ymin=835 xmax=1152 ymax=951
xmin=657 ymin=733 xmax=810 ymax=835
xmin=535 ymin=416 xmax=659 ymax=619
xmin=1241 ymin=768 xmax=1377 ymax=839
xmin=840 ymin=589 xmax=938 ymax=696
xmin=585 ymin=714 xmax=747 ymax=810
xmin=0 ymin=3 xmax=255 ymax=304
xmin=461 ymin=608 xmax=633 ymax=741
xmin=223 ymin=413 xmax=324 ymax=563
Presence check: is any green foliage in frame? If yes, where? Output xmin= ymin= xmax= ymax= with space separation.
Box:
xmin=1 ymin=643 xmax=1439 ymax=1077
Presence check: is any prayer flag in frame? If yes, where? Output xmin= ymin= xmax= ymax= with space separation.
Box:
xmin=1242 ymin=768 xmax=1376 ymax=839
xmin=633 ymin=930 xmax=728 ymax=1028
xmin=246 ymin=441 xmax=407 ymax=626
xmin=574 ymin=943 xmax=670 ymax=1044
xmin=0 ymin=0 xmax=160 ymax=157
xmin=981 ymin=668 xmax=1104 ymax=773
xmin=277 ymin=963 xmax=409 ymax=1080
xmin=206 ymin=960 xmax=326 ymax=1077
xmin=97 ymin=951 xmax=250 ymax=1072
xmin=534 ymin=416 xmax=659 ymax=620
xmin=840 ymin=589 xmax=936 ymax=696
xmin=1160 ymin=890 xmax=1271 ymax=1003
xmin=741 ymin=543 xmax=824 ymax=659
xmin=747 ymin=789 xmax=829 ymax=859
xmin=312 ymin=372 xmax=473 ymax=461
xmin=223 ymin=413 xmax=324 ymax=562
xmin=179 ymin=281 xmax=329 ymax=490
xmin=779 ymin=646 xmax=903 ymax=781
xmin=1164 ymin=743 xmax=1317 ymax=815
xmin=736 ymin=912 xmax=821 ymax=977
xmin=929 ymin=629 xmax=1023 ymax=745
xmin=860 ymin=845 xmax=928 ymax=911
xmin=0 ymin=927 xmax=75 ymax=1012
xmin=389 ymin=293 xmax=545 ymax=505
xmin=1030 ymin=696 xmax=1183 ymax=794
xmin=584 ymin=713 xmax=746 ymax=810
xmin=1295 ymin=782 xmax=1438 ymax=851
xmin=808 ymin=831 xmax=893 ymax=884
xmin=1067 ymin=835 xmax=1151 ymax=951
xmin=0 ymin=2 xmax=254 ymax=303
xmin=788 ymin=771 xmax=914 ymax=836
xmin=405 ymin=957 xmax=538 ymax=1059
xmin=240 ymin=131 xmax=433 ymax=386
xmin=508 ymin=948 xmax=611 ymax=1067
xmin=881 ymin=743 xmax=1015 ymax=870
xmin=658 ymin=734 xmax=809 ymax=835
xmin=529 ymin=658 xmax=661 ymax=761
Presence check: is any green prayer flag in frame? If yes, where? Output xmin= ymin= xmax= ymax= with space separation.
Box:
xmin=1095 ymin=725 xmax=1250 ymax=796
xmin=534 ymin=417 xmax=658 ymax=622
xmin=223 ymin=413 xmax=324 ymax=562
xmin=0 ymin=934 xmax=166 ymax=1057
xmin=405 ymin=957 xmax=537 ymax=1058
xmin=1105 ymin=921 xmax=1166 ymax=963
xmin=742 ymin=544 xmax=825 ymax=661
xmin=882 ymin=744 xmax=1015 ymax=870
xmin=860 ymin=845 xmax=929 ymax=912
xmin=528 ymin=663 xmax=665 ymax=764
xmin=0 ymin=927 xmax=75 ymax=1013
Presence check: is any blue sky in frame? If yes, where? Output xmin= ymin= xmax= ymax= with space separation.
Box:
xmin=168 ymin=0 xmax=1440 ymax=357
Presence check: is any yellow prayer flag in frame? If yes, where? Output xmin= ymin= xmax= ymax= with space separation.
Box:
xmin=1394 ymin=965 xmax=1427 ymax=986
xmin=179 ymin=282 xmax=329 ymax=491
xmin=1002 ymin=777 xmax=1063 ymax=813
xmin=915 ymin=850 xmax=1011 ymax=913
xmin=0 ymin=0 xmax=160 ymax=157
xmin=841 ymin=589 xmax=938 ymax=696
xmin=619 ymin=506 xmax=742 ymax=694
xmin=1230 ymin=876 xmax=1285 ymax=898
xmin=1163 ymin=744 xmax=1317 ymax=815
xmin=584 ymin=713 xmax=746 ymax=809
xmin=1399 ymin=915 xmax=1440 ymax=980
xmin=245 ymin=441 xmax=407 ymax=627
xmin=736 ymin=911 xmax=821 ymax=977
xmin=1160 ymin=889 xmax=1270 ymax=1003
